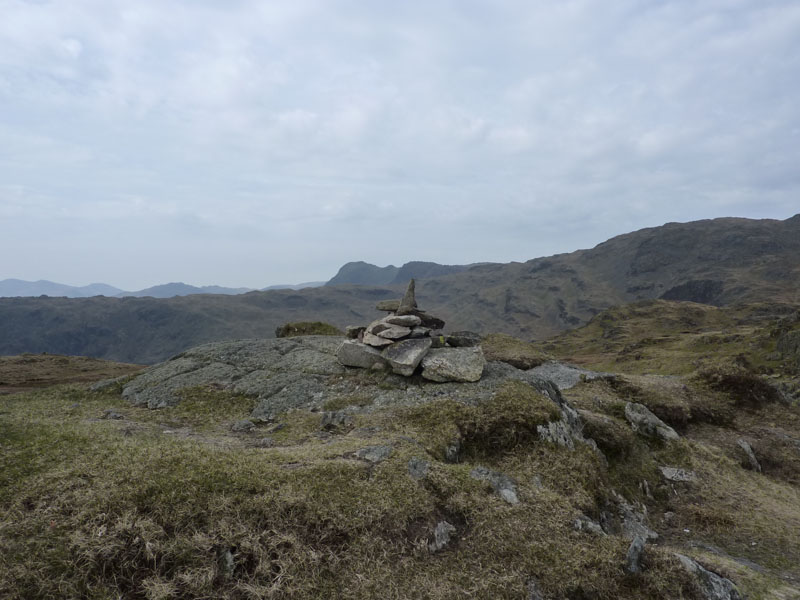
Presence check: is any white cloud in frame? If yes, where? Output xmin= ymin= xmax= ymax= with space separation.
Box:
xmin=0 ymin=0 xmax=798 ymax=287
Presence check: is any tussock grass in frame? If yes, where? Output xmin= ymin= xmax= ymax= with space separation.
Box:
xmin=2 ymin=362 xmax=800 ymax=598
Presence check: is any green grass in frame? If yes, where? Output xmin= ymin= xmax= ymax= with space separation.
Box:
xmin=2 ymin=336 xmax=800 ymax=599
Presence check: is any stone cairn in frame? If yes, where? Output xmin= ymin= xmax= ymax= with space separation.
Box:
xmin=336 ymin=279 xmax=486 ymax=382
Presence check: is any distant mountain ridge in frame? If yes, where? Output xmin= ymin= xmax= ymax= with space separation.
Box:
xmin=2 ymin=214 xmax=798 ymax=364
xmin=326 ymin=260 xmax=472 ymax=286
xmin=0 ymin=279 xmax=325 ymax=298
xmin=0 ymin=279 xmax=126 ymax=298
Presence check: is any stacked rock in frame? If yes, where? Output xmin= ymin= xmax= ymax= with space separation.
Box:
xmin=337 ymin=279 xmax=486 ymax=382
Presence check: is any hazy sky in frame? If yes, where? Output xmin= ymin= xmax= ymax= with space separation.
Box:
xmin=1 ymin=0 xmax=798 ymax=289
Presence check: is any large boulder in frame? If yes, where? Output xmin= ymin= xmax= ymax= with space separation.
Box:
xmin=381 ymin=338 xmax=432 ymax=376
xmin=336 ymin=340 xmax=387 ymax=370
xmin=421 ymin=347 xmax=486 ymax=383
xmin=624 ymin=402 xmax=680 ymax=441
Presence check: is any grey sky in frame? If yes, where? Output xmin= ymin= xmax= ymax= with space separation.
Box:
xmin=1 ymin=0 xmax=798 ymax=289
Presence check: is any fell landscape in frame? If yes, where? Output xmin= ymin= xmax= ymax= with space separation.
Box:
xmin=2 ymin=218 xmax=800 ymax=599
xmin=3 ymin=1 xmax=800 ymax=598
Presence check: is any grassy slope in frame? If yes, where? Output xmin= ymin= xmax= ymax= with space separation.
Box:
xmin=2 ymin=302 xmax=800 ymax=598
xmin=0 ymin=354 xmax=144 ymax=395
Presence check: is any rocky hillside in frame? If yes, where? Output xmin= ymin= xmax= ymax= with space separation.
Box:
xmin=2 ymin=312 xmax=799 ymax=598
xmin=1 ymin=215 xmax=798 ymax=364
xmin=325 ymin=260 xmax=471 ymax=286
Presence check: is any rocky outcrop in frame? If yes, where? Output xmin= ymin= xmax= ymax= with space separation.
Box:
xmin=675 ymin=555 xmax=743 ymax=600
xmin=337 ymin=279 xmax=486 ymax=382
xmin=624 ymin=402 xmax=680 ymax=441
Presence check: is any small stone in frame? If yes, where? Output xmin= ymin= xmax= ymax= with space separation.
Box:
xmin=231 ymin=419 xmax=255 ymax=432
xmin=444 ymin=439 xmax=461 ymax=463
xmin=573 ymin=514 xmax=606 ymax=536
xmin=218 ymin=548 xmax=235 ymax=579
xmin=382 ymin=338 xmax=432 ymax=376
xmin=526 ymin=578 xmax=545 ymax=600
xmin=430 ymin=334 xmax=447 ymax=348
xmin=421 ymin=346 xmax=486 ymax=382
xmin=428 ymin=520 xmax=456 ymax=553
xmin=624 ymin=536 xmax=646 ymax=575
xmin=320 ymin=411 xmax=354 ymax=430
xmin=470 ymin=466 xmax=519 ymax=505
xmin=408 ymin=457 xmax=430 ymax=480
xmin=385 ymin=315 xmax=422 ymax=327
xmin=445 ymin=331 xmax=482 ymax=347
xmin=355 ymin=445 xmax=392 ymax=463
xmin=625 ymin=402 xmax=680 ymax=441
xmin=659 ymin=466 xmax=697 ymax=482
xmin=736 ymin=439 xmax=762 ymax=472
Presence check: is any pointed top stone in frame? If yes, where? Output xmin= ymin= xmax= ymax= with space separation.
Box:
xmin=397 ymin=278 xmax=418 ymax=315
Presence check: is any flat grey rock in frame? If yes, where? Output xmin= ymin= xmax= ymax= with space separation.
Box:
xmin=362 ymin=331 xmax=393 ymax=347
xmin=659 ymin=466 xmax=696 ymax=482
xmin=337 ymin=340 xmax=387 ymax=369
xmin=375 ymin=324 xmax=412 ymax=340
xmin=385 ymin=315 xmax=422 ymax=327
xmin=355 ymin=445 xmax=392 ymax=463
xmin=529 ymin=361 xmax=611 ymax=390
xmin=382 ymin=338 xmax=432 ymax=376
xmin=421 ymin=347 xmax=486 ymax=382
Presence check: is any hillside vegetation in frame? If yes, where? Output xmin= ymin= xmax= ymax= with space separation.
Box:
xmin=2 ymin=301 xmax=800 ymax=599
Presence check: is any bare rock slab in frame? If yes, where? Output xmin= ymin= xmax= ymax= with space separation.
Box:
xmin=362 ymin=331 xmax=393 ymax=348
xmin=381 ymin=338 xmax=432 ymax=376
xmin=337 ymin=340 xmax=387 ymax=369
xmin=421 ymin=347 xmax=486 ymax=383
